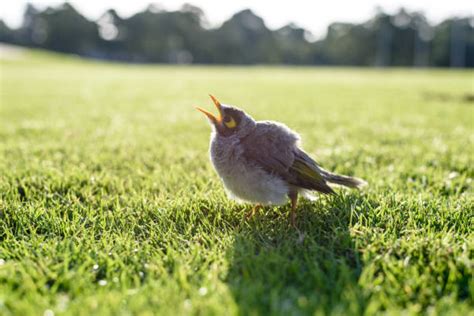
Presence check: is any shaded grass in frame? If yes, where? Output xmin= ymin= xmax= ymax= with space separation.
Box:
xmin=0 ymin=50 xmax=473 ymax=315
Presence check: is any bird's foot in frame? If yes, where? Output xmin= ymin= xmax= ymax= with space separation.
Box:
xmin=245 ymin=204 xmax=262 ymax=220
xmin=290 ymin=212 xmax=297 ymax=228
xmin=289 ymin=192 xmax=298 ymax=228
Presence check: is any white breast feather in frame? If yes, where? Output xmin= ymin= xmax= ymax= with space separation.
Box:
xmin=210 ymin=133 xmax=289 ymax=205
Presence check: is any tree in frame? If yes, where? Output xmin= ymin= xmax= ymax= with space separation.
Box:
xmin=0 ymin=3 xmax=472 ymax=67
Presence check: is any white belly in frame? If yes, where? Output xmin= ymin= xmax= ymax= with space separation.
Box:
xmin=218 ymin=163 xmax=289 ymax=205
xmin=210 ymin=137 xmax=289 ymax=205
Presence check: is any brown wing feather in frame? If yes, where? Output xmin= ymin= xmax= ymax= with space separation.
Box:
xmin=289 ymin=152 xmax=335 ymax=194
xmin=240 ymin=122 xmax=334 ymax=194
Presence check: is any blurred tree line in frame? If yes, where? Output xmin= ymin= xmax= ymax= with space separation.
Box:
xmin=0 ymin=3 xmax=472 ymax=67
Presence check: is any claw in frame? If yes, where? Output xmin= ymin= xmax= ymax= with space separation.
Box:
xmin=245 ymin=204 xmax=262 ymax=220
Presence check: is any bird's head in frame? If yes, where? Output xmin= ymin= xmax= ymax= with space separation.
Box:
xmin=196 ymin=95 xmax=255 ymax=137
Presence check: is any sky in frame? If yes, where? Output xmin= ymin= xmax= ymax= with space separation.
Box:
xmin=0 ymin=0 xmax=472 ymax=38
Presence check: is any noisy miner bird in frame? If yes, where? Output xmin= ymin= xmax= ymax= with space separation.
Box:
xmin=196 ymin=95 xmax=367 ymax=226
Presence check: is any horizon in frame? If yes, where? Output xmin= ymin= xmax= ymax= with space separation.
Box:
xmin=1 ymin=0 xmax=472 ymax=39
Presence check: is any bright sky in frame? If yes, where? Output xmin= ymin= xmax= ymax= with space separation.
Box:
xmin=0 ymin=0 xmax=472 ymax=38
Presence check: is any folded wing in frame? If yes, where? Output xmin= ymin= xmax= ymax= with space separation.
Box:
xmin=241 ymin=122 xmax=334 ymax=194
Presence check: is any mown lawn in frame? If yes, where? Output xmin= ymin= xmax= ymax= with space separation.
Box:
xmin=0 ymin=50 xmax=473 ymax=315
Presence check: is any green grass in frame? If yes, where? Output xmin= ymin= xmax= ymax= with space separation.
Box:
xmin=0 ymin=49 xmax=473 ymax=316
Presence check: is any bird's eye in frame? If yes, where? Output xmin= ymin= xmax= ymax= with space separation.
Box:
xmin=223 ymin=116 xmax=237 ymax=128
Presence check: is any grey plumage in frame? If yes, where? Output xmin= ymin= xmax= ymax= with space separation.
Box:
xmin=239 ymin=121 xmax=336 ymax=194
xmin=197 ymin=95 xmax=367 ymax=223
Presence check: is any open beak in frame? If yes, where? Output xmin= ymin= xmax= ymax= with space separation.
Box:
xmin=196 ymin=94 xmax=223 ymax=124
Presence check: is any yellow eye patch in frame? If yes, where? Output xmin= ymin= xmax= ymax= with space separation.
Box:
xmin=224 ymin=116 xmax=237 ymax=128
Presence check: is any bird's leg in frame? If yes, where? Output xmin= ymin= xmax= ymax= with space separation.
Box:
xmin=246 ymin=204 xmax=262 ymax=219
xmin=289 ymin=191 xmax=298 ymax=227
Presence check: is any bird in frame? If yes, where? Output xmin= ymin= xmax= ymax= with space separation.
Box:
xmin=196 ymin=95 xmax=367 ymax=226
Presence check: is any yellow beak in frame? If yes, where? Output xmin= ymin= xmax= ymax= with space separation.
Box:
xmin=196 ymin=94 xmax=223 ymax=123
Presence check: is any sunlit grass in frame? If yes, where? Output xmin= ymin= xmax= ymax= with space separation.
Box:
xmin=0 ymin=50 xmax=473 ymax=315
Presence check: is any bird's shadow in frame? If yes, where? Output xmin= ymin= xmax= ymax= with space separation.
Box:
xmin=225 ymin=193 xmax=372 ymax=315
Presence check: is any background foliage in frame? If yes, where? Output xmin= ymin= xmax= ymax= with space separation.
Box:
xmin=1 ymin=3 xmax=473 ymax=66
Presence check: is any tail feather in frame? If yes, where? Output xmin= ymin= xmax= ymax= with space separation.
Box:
xmin=292 ymin=150 xmax=367 ymax=192
xmin=319 ymin=169 xmax=367 ymax=189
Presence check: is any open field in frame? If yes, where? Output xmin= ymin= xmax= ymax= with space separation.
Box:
xmin=0 ymin=50 xmax=473 ymax=315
